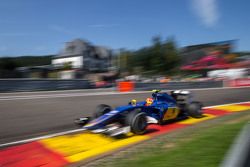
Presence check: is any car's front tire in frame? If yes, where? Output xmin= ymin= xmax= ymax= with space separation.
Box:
xmin=125 ymin=109 xmax=148 ymax=135
xmin=94 ymin=104 xmax=112 ymax=118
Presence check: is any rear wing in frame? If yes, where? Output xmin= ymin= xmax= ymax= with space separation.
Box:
xmin=170 ymin=90 xmax=193 ymax=105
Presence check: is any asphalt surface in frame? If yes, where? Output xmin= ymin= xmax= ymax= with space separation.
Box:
xmin=0 ymin=87 xmax=249 ymax=144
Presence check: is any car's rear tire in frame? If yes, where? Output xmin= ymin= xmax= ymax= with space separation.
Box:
xmin=187 ymin=101 xmax=203 ymax=118
xmin=94 ymin=104 xmax=112 ymax=118
xmin=125 ymin=109 xmax=148 ymax=135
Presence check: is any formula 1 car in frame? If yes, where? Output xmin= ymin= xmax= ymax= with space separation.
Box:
xmin=75 ymin=90 xmax=203 ymax=136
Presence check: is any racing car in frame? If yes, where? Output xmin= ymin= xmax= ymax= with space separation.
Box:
xmin=75 ymin=90 xmax=203 ymax=136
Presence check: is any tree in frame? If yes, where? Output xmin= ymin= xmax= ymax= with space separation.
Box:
xmin=161 ymin=38 xmax=180 ymax=74
xmin=0 ymin=58 xmax=18 ymax=70
xmin=117 ymin=35 xmax=181 ymax=76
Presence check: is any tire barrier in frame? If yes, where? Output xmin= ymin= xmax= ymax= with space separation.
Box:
xmin=117 ymin=81 xmax=135 ymax=92
xmin=0 ymin=79 xmax=93 ymax=92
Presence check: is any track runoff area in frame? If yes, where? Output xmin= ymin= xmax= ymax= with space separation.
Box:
xmin=0 ymin=95 xmax=250 ymax=167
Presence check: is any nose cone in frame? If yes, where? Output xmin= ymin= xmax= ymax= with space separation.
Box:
xmin=84 ymin=110 xmax=120 ymax=130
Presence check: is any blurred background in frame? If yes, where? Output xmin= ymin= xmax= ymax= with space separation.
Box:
xmin=0 ymin=0 xmax=249 ymax=91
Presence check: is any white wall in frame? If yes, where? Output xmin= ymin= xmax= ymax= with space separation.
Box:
xmin=59 ymin=70 xmax=75 ymax=79
xmin=208 ymin=68 xmax=247 ymax=79
xmin=52 ymin=56 xmax=83 ymax=68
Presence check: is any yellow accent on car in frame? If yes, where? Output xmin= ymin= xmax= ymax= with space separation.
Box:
xmin=163 ymin=107 xmax=180 ymax=120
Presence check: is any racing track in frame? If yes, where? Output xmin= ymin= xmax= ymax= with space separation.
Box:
xmin=0 ymin=87 xmax=250 ymax=144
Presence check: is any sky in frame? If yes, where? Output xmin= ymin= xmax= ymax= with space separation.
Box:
xmin=0 ymin=0 xmax=249 ymax=56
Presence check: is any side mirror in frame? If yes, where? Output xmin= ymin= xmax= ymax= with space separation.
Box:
xmin=152 ymin=89 xmax=161 ymax=93
xmin=74 ymin=117 xmax=91 ymax=126
xmin=129 ymin=99 xmax=137 ymax=106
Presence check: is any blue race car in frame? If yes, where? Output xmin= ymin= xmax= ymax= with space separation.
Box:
xmin=75 ymin=90 xmax=203 ymax=136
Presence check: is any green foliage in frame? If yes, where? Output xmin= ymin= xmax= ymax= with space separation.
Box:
xmin=63 ymin=62 xmax=72 ymax=70
xmin=118 ymin=36 xmax=180 ymax=75
xmin=0 ymin=58 xmax=18 ymax=70
xmin=118 ymin=49 xmax=131 ymax=72
xmin=0 ymin=55 xmax=53 ymax=70
xmin=0 ymin=55 xmax=53 ymax=78
xmin=234 ymin=51 xmax=250 ymax=57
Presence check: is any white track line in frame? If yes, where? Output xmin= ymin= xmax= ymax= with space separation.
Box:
xmin=0 ymin=101 xmax=249 ymax=148
xmin=204 ymin=101 xmax=250 ymax=109
xmin=0 ymin=86 xmax=250 ymax=101
xmin=0 ymin=88 xmax=114 ymax=95
xmin=0 ymin=129 xmax=85 ymax=147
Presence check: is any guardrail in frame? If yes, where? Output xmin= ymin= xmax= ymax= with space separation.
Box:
xmin=0 ymin=79 xmax=93 ymax=92
xmin=133 ymin=80 xmax=223 ymax=91
xmin=0 ymin=79 xmax=225 ymax=93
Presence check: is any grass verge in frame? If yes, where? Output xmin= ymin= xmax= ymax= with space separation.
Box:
xmin=83 ymin=111 xmax=250 ymax=167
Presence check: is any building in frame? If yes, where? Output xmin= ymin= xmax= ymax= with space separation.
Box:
xmin=52 ymin=39 xmax=112 ymax=73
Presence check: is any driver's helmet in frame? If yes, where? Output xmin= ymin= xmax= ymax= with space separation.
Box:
xmin=146 ymin=97 xmax=153 ymax=106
